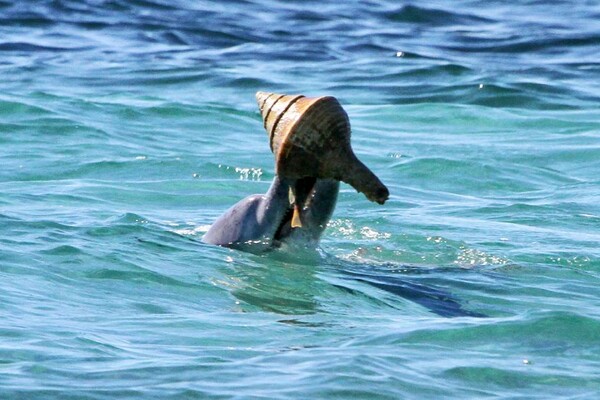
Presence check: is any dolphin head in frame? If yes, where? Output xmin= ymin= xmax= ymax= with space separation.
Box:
xmin=271 ymin=177 xmax=339 ymax=249
xmin=202 ymin=176 xmax=339 ymax=252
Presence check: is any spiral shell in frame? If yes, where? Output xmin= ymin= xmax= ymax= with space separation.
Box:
xmin=256 ymin=91 xmax=389 ymax=205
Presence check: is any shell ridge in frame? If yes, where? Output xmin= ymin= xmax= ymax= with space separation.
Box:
xmin=269 ymin=95 xmax=304 ymax=151
xmin=262 ymin=93 xmax=285 ymax=130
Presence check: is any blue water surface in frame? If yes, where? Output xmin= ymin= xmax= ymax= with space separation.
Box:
xmin=1 ymin=0 xmax=600 ymax=398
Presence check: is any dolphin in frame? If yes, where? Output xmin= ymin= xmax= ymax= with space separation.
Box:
xmin=201 ymin=172 xmax=485 ymax=318
xmin=202 ymin=186 xmax=484 ymax=318
xmin=202 ymin=176 xmax=339 ymax=252
xmin=201 ymin=91 xmax=483 ymax=317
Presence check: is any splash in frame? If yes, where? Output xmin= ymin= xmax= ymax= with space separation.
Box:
xmin=454 ymin=245 xmax=510 ymax=267
xmin=170 ymin=223 xmax=211 ymax=236
xmin=235 ymin=167 xmax=263 ymax=181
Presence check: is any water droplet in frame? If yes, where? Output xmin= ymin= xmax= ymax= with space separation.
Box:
xmin=235 ymin=167 xmax=263 ymax=181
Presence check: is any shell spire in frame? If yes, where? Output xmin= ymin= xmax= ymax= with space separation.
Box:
xmin=256 ymin=91 xmax=389 ymax=205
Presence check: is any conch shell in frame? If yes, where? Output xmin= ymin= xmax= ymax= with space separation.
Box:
xmin=256 ymin=91 xmax=389 ymax=204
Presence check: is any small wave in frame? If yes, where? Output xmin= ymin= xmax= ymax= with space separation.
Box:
xmin=0 ymin=14 xmax=54 ymax=28
xmin=0 ymin=42 xmax=87 ymax=52
xmin=380 ymin=4 xmax=494 ymax=26
xmin=86 ymin=213 xmax=153 ymax=237
xmin=171 ymin=224 xmax=210 ymax=237
xmin=40 ymin=244 xmax=85 ymax=256
xmin=441 ymin=34 xmax=600 ymax=54
xmin=0 ymin=99 xmax=55 ymax=118
xmin=85 ymin=267 xmax=195 ymax=288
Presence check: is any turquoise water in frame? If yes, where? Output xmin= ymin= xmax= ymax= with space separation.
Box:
xmin=1 ymin=0 xmax=600 ymax=398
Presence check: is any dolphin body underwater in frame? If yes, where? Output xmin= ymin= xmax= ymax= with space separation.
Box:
xmin=203 ymin=92 xmax=483 ymax=318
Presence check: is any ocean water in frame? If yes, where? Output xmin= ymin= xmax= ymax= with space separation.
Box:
xmin=1 ymin=0 xmax=600 ymax=398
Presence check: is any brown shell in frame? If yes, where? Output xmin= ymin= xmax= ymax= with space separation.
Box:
xmin=256 ymin=91 xmax=389 ymax=204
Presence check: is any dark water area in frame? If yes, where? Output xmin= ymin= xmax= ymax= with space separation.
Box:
xmin=1 ymin=1 xmax=599 ymax=107
xmin=1 ymin=1 xmax=600 ymax=398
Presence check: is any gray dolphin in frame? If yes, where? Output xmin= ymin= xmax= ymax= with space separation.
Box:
xmin=202 ymin=176 xmax=339 ymax=252
xmin=201 ymin=92 xmax=483 ymax=317
xmin=202 ymin=178 xmax=485 ymax=318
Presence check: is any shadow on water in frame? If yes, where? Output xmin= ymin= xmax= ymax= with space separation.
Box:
xmin=220 ymin=243 xmax=485 ymax=318
xmin=331 ymin=263 xmax=486 ymax=318
xmin=213 ymin=243 xmax=326 ymax=315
